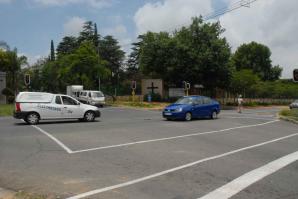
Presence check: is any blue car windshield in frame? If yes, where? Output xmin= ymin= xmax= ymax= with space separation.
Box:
xmin=175 ymin=97 xmax=195 ymax=105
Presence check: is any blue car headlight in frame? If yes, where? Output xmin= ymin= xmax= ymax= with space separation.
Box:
xmin=173 ymin=107 xmax=183 ymax=112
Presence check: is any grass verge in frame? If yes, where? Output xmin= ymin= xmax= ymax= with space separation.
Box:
xmin=14 ymin=191 xmax=49 ymax=199
xmin=0 ymin=104 xmax=14 ymax=117
xmin=109 ymin=101 xmax=169 ymax=110
xmin=279 ymin=109 xmax=298 ymax=122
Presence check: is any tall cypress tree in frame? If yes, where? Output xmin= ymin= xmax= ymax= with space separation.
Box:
xmin=50 ymin=40 xmax=55 ymax=61
xmin=94 ymin=23 xmax=99 ymax=48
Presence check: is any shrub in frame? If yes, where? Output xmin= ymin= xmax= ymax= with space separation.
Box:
xmin=2 ymin=87 xmax=14 ymax=96
xmin=7 ymin=96 xmax=15 ymax=104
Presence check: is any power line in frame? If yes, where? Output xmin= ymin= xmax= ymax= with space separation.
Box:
xmin=204 ymin=0 xmax=258 ymax=20
xmin=122 ymin=0 xmax=259 ymax=48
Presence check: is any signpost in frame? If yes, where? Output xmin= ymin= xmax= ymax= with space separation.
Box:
xmin=131 ymin=80 xmax=136 ymax=102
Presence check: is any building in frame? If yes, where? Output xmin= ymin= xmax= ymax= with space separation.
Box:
xmin=0 ymin=72 xmax=6 ymax=104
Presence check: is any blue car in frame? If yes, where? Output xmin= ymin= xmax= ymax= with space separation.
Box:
xmin=163 ymin=96 xmax=220 ymax=121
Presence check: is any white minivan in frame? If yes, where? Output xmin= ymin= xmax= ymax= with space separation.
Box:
xmin=13 ymin=92 xmax=101 ymax=125
xmin=79 ymin=90 xmax=105 ymax=107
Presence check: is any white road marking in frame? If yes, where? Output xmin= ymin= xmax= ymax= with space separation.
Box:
xmin=71 ymin=120 xmax=279 ymax=153
xmin=222 ymin=116 xmax=275 ymax=120
xmin=31 ymin=125 xmax=73 ymax=154
xmin=66 ymin=132 xmax=298 ymax=199
xmin=198 ymin=150 xmax=298 ymax=199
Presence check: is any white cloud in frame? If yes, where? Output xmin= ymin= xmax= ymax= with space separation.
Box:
xmin=31 ymin=0 xmax=113 ymax=8
xmin=63 ymin=16 xmax=86 ymax=37
xmin=134 ymin=0 xmax=213 ymax=35
xmin=219 ymin=0 xmax=298 ymax=78
xmin=102 ymin=24 xmax=127 ymax=36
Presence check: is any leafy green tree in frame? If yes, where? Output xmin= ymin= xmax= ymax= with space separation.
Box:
xmin=230 ymin=69 xmax=260 ymax=97
xmin=78 ymin=21 xmax=94 ymax=44
xmin=0 ymin=41 xmax=10 ymax=51
xmin=56 ymin=36 xmax=78 ymax=57
xmin=0 ymin=49 xmax=9 ymax=71
xmin=98 ymin=35 xmax=125 ymax=87
xmin=136 ymin=17 xmax=231 ymax=92
xmin=230 ymin=42 xmax=282 ymax=81
xmin=0 ymin=47 xmax=27 ymax=94
xmin=57 ymin=41 xmax=109 ymax=91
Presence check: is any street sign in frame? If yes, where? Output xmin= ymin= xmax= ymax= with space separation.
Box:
xmin=294 ymin=69 xmax=298 ymax=82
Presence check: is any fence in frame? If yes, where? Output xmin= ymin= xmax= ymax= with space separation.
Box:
xmin=105 ymin=95 xmax=144 ymax=103
xmin=106 ymin=95 xmax=294 ymax=105
xmin=216 ymin=98 xmax=294 ymax=106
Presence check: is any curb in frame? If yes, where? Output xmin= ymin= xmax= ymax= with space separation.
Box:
xmin=278 ymin=115 xmax=298 ymax=125
xmin=0 ymin=187 xmax=15 ymax=199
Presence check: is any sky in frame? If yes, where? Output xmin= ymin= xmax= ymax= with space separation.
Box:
xmin=0 ymin=0 xmax=297 ymax=78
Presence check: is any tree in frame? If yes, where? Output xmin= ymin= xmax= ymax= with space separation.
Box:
xmin=136 ymin=17 xmax=232 ymax=92
xmin=78 ymin=21 xmax=94 ymax=44
xmin=230 ymin=69 xmax=260 ymax=97
xmin=0 ymin=49 xmax=9 ymax=71
xmin=230 ymin=42 xmax=282 ymax=81
xmin=0 ymin=41 xmax=10 ymax=51
xmin=50 ymin=40 xmax=55 ymax=61
xmin=5 ymin=48 xmax=28 ymax=94
xmin=56 ymin=36 xmax=78 ymax=57
xmin=98 ymin=35 xmax=125 ymax=88
xmin=56 ymin=42 xmax=109 ymax=91
xmin=94 ymin=23 xmax=100 ymax=49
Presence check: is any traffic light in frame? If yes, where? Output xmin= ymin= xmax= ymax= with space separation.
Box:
xmin=131 ymin=80 xmax=136 ymax=90
xmin=294 ymin=69 xmax=298 ymax=82
xmin=24 ymin=74 xmax=30 ymax=86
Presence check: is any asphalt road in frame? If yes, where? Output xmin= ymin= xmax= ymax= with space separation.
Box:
xmin=0 ymin=107 xmax=298 ymax=199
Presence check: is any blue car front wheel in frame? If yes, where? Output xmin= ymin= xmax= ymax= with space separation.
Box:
xmin=211 ymin=111 xmax=218 ymax=119
xmin=185 ymin=112 xmax=192 ymax=121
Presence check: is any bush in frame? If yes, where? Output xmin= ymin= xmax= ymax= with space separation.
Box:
xmin=2 ymin=87 xmax=14 ymax=96
xmin=280 ymin=109 xmax=298 ymax=119
xmin=7 ymin=96 xmax=15 ymax=104
xmin=144 ymin=93 xmax=162 ymax=102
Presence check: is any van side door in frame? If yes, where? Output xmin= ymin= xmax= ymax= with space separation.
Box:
xmin=61 ymin=95 xmax=84 ymax=118
xmin=37 ymin=95 xmax=63 ymax=119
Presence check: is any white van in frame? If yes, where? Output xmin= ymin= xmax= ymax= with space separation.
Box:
xmin=13 ymin=92 xmax=100 ymax=125
xmin=66 ymin=85 xmax=83 ymax=99
xmin=79 ymin=90 xmax=105 ymax=107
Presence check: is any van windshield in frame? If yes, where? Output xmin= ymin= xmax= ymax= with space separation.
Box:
xmin=92 ymin=92 xmax=104 ymax=98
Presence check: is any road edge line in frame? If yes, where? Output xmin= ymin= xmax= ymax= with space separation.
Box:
xmin=72 ymin=120 xmax=279 ymax=153
xmin=66 ymin=132 xmax=298 ymax=199
xmin=31 ymin=125 xmax=73 ymax=154
xmin=198 ymin=150 xmax=298 ymax=199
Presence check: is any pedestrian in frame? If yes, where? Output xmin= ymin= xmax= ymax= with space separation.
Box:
xmin=237 ymin=94 xmax=243 ymax=113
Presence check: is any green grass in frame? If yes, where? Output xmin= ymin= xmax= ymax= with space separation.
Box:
xmin=110 ymin=101 xmax=169 ymax=109
xmin=280 ymin=109 xmax=298 ymax=121
xmin=14 ymin=192 xmax=47 ymax=199
xmin=0 ymin=104 xmax=14 ymax=117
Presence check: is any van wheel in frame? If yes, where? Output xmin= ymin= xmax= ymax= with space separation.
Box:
xmin=185 ymin=112 xmax=192 ymax=121
xmin=84 ymin=111 xmax=95 ymax=122
xmin=25 ymin=112 xmax=40 ymax=125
